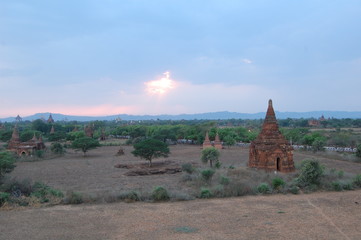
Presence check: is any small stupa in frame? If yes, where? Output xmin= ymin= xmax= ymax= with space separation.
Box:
xmin=214 ymin=133 xmax=223 ymax=150
xmin=248 ymin=99 xmax=295 ymax=172
xmin=202 ymin=132 xmax=212 ymax=148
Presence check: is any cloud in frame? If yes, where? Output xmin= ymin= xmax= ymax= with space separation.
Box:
xmin=144 ymin=71 xmax=176 ymax=95
xmin=242 ymin=58 xmax=253 ymax=64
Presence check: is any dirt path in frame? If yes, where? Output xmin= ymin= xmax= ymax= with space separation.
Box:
xmin=1 ymin=190 xmax=360 ymax=240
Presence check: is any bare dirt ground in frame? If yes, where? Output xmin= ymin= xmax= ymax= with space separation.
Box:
xmin=2 ymin=144 xmax=361 ymax=239
xmin=6 ymin=144 xmax=361 ymax=197
xmin=1 ymin=190 xmax=360 ymax=240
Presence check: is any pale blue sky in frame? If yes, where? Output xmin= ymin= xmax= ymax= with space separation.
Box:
xmin=0 ymin=1 xmax=360 ymax=117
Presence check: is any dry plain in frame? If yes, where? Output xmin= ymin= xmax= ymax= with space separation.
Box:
xmin=1 ymin=144 xmax=361 ymax=239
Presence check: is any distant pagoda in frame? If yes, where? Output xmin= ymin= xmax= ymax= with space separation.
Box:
xmin=214 ymin=133 xmax=223 ymax=150
xmin=47 ymin=114 xmax=55 ymax=123
xmin=202 ymin=132 xmax=212 ymax=148
xmin=248 ymin=99 xmax=294 ymax=172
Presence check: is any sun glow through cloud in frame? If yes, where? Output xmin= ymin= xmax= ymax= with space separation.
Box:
xmin=145 ymin=71 xmax=176 ymax=95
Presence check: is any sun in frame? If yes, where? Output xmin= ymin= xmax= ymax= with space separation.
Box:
xmin=145 ymin=71 xmax=175 ymax=95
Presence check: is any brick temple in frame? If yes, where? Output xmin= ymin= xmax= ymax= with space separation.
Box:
xmin=8 ymin=125 xmax=46 ymax=156
xmin=248 ymin=99 xmax=295 ymax=172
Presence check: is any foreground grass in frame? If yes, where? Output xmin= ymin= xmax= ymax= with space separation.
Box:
xmin=2 ymin=157 xmax=361 ymax=208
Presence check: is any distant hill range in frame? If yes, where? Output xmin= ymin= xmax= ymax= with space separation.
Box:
xmin=1 ymin=111 xmax=361 ymax=122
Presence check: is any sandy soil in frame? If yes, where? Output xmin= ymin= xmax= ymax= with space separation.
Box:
xmin=0 ymin=190 xmax=360 ymax=240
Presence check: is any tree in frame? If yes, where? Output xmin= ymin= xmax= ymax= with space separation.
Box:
xmin=223 ymin=135 xmax=236 ymax=148
xmin=32 ymin=119 xmax=49 ymax=133
xmin=312 ymin=137 xmax=326 ymax=152
xmin=0 ymin=151 xmax=16 ymax=181
xmin=132 ymin=138 xmax=170 ymax=167
xmin=66 ymin=131 xmax=86 ymax=141
xmin=48 ymin=132 xmax=67 ymax=142
xmin=0 ymin=130 xmax=13 ymax=142
xmin=71 ymin=137 xmax=100 ymax=156
xmin=356 ymin=144 xmax=361 ymax=158
xmin=296 ymin=159 xmax=324 ymax=187
xmin=51 ymin=142 xmax=65 ymax=155
xmin=201 ymin=147 xmax=220 ymax=168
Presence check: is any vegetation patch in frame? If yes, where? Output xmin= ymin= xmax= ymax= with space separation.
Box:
xmin=151 ymin=186 xmax=170 ymax=201
xmin=173 ymin=226 xmax=199 ymax=233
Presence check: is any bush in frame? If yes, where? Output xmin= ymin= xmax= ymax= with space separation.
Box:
xmin=51 ymin=142 xmax=65 ymax=155
xmin=288 ymin=185 xmax=299 ymax=194
xmin=31 ymin=182 xmax=63 ymax=203
xmin=64 ymin=191 xmax=83 ymax=204
xmin=219 ymin=176 xmax=230 ymax=185
xmin=118 ymin=191 xmax=140 ymax=202
xmin=151 ymin=186 xmax=169 ymax=201
xmin=201 ymin=147 xmax=220 ymax=167
xmin=0 ymin=151 xmax=16 ymax=180
xmin=257 ymin=183 xmax=270 ymax=194
xmin=338 ymin=170 xmax=344 ymax=178
xmin=201 ymin=169 xmax=215 ymax=182
xmin=331 ymin=181 xmax=343 ymax=191
xmin=181 ymin=163 xmax=194 ymax=174
xmin=1 ymin=178 xmax=33 ymax=197
xmin=215 ymin=161 xmax=222 ymax=169
xmin=341 ymin=182 xmax=354 ymax=190
xmin=200 ymin=188 xmax=212 ymax=198
xmin=272 ymin=177 xmax=285 ymax=189
xmin=296 ymin=159 xmax=324 ymax=187
xmin=0 ymin=192 xmax=10 ymax=206
xmin=35 ymin=150 xmax=44 ymax=158
xmin=353 ymin=174 xmax=361 ymax=188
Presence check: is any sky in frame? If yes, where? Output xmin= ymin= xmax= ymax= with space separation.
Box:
xmin=0 ymin=0 xmax=360 ymax=117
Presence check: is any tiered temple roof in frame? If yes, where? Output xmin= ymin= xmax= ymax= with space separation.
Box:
xmin=248 ymin=99 xmax=294 ymax=172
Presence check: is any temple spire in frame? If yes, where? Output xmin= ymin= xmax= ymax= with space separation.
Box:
xmin=11 ymin=125 xmax=20 ymax=141
xmin=264 ymin=99 xmax=276 ymax=123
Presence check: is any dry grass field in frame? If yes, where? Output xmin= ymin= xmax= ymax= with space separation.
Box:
xmin=6 ymin=144 xmax=361 ymax=197
xmin=1 ymin=144 xmax=361 ymax=239
xmin=0 ymin=190 xmax=360 ymax=240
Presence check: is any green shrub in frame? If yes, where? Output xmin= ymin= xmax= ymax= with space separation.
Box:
xmin=215 ymin=161 xmax=222 ymax=169
xmin=296 ymin=159 xmax=324 ymax=187
xmin=353 ymin=174 xmax=361 ymax=188
xmin=0 ymin=192 xmax=10 ymax=206
xmin=288 ymin=185 xmax=299 ymax=194
xmin=51 ymin=142 xmax=65 ymax=155
xmin=118 ymin=191 xmax=140 ymax=202
xmin=338 ymin=170 xmax=344 ymax=178
xmin=228 ymin=165 xmax=235 ymax=169
xmin=181 ymin=163 xmax=194 ymax=174
xmin=31 ymin=182 xmax=64 ymax=202
xmin=0 ymin=151 xmax=16 ymax=180
xmin=342 ymin=182 xmax=354 ymax=190
xmin=151 ymin=186 xmax=169 ymax=201
xmin=200 ymin=188 xmax=212 ymax=198
xmin=64 ymin=191 xmax=83 ymax=204
xmin=125 ymin=139 xmax=133 ymax=145
xmin=219 ymin=176 xmax=230 ymax=185
xmin=1 ymin=179 xmax=33 ymax=196
xmin=34 ymin=150 xmax=44 ymax=158
xmin=257 ymin=183 xmax=270 ymax=194
xmin=201 ymin=147 xmax=220 ymax=168
xmin=331 ymin=181 xmax=343 ymax=191
xmin=272 ymin=177 xmax=285 ymax=189
xmin=201 ymin=169 xmax=215 ymax=181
